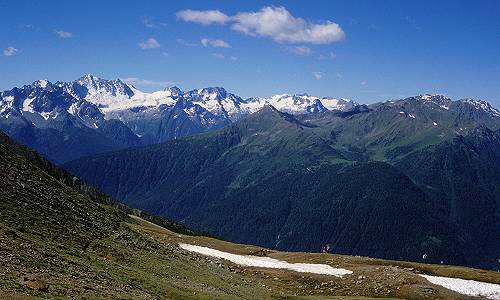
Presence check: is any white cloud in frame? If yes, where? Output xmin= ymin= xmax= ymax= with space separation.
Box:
xmin=55 ymin=30 xmax=73 ymax=38
xmin=212 ymin=53 xmax=225 ymax=59
xmin=312 ymin=72 xmax=323 ymax=80
xmin=121 ymin=77 xmax=174 ymax=87
xmin=3 ymin=46 xmax=18 ymax=56
xmin=361 ymin=81 xmax=367 ymax=86
xmin=139 ymin=38 xmax=161 ymax=49
xmin=162 ymin=52 xmax=170 ymax=57
xmin=201 ymin=38 xmax=231 ymax=48
xmin=232 ymin=6 xmax=344 ymax=44
xmin=176 ymin=6 xmax=344 ymax=45
xmin=177 ymin=38 xmax=198 ymax=47
xmin=285 ymin=45 xmax=312 ymax=56
xmin=229 ymin=56 xmax=238 ymax=61
xmin=176 ymin=9 xmax=229 ymax=25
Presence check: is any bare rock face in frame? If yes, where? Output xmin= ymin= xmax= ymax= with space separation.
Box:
xmin=19 ymin=274 xmax=49 ymax=292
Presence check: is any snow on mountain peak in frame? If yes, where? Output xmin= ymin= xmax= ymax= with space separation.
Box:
xmin=193 ymin=87 xmax=228 ymax=100
xmin=164 ymin=86 xmax=182 ymax=97
xmin=76 ymin=74 xmax=134 ymax=98
xmin=405 ymin=94 xmax=453 ymax=110
xmin=417 ymin=94 xmax=450 ymax=102
xmin=461 ymin=98 xmax=500 ymax=117
xmin=1 ymin=75 xmax=362 ymax=134
xmin=256 ymin=93 xmax=357 ymax=114
xmin=33 ymin=79 xmax=50 ymax=89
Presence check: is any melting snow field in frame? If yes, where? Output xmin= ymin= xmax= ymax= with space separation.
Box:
xmin=420 ymin=274 xmax=500 ymax=300
xmin=179 ymin=243 xmax=352 ymax=277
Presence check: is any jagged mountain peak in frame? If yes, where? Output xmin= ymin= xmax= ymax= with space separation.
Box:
xmin=258 ymin=93 xmax=338 ymax=114
xmin=386 ymin=94 xmax=453 ymax=111
xmin=417 ymin=93 xmax=450 ymax=100
xmin=164 ymin=86 xmax=182 ymax=96
xmin=186 ymin=87 xmax=232 ymax=103
xmin=33 ymin=79 xmax=51 ymax=89
xmin=411 ymin=94 xmax=452 ymax=106
xmin=247 ymin=103 xmax=315 ymax=128
xmin=75 ymin=74 xmax=134 ymax=98
xmin=404 ymin=94 xmax=500 ymax=117
xmin=197 ymin=86 xmax=227 ymax=95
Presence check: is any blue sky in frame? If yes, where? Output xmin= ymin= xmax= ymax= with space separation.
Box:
xmin=1 ymin=0 xmax=499 ymax=106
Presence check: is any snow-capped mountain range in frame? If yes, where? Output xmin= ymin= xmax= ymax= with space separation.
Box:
xmin=54 ymin=74 xmax=358 ymax=119
xmin=0 ymin=74 xmax=499 ymax=163
xmin=0 ymin=74 xmax=359 ymax=144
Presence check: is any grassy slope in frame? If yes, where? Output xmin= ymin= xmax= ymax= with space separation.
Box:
xmin=0 ymin=137 xmax=276 ymax=299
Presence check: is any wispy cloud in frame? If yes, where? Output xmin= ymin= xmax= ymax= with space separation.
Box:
xmin=336 ymin=73 xmax=343 ymax=79
xmin=139 ymin=38 xmax=160 ymax=49
xmin=121 ymin=77 xmax=174 ymax=87
xmin=318 ymin=51 xmax=336 ymax=60
xmin=285 ymin=45 xmax=312 ymax=56
xmin=177 ymin=6 xmax=345 ymax=45
xmin=201 ymin=38 xmax=231 ymax=48
xmin=361 ymin=80 xmax=367 ymax=86
xmin=176 ymin=38 xmax=198 ymax=47
xmin=312 ymin=71 xmax=323 ymax=80
xmin=210 ymin=53 xmax=238 ymax=61
xmin=142 ymin=16 xmax=167 ymax=28
xmin=3 ymin=46 xmax=18 ymax=56
xmin=54 ymin=30 xmax=73 ymax=38
xmin=176 ymin=9 xmax=229 ymax=25
xmin=212 ymin=53 xmax=225 ymax=59
xmin=404 ymin=16 xmax=421 ymax=31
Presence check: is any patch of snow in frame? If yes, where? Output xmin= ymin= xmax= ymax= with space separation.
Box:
xmin=421 ymin=94 xmax=432 ymax=101
xmin=67 ymin=102 xmax=78 ymax=115
xmin=3 ymin=96 xmax=14 ymax=107
xmin=40 ymin=112 xmax=51 ymax=120
xmin=399 ymin=111 xmax=405 ymax=114
xmin=35 ymin=79 xmax=49 ymax=88
xmin=433 ymin=122 xmax=438 ymax=126
xmin=409 ymin=114 xmax=416 ymax=119
xmin=321 ymin=97 xmax=356 ymax=111
xmin=462 ymin=99 xmax=500 ymax=117
xmin=420 ymin=275 xmax=500 ymax=300
xmin=83 ymin=86 xmax=176 ymax=114
xmin=22 ymin=97 xmax=36 ymax=113
xmin=179 ymin=243 xmax=352 ymax=277
xmin=246 ymin=94 xmax=357 ymax=115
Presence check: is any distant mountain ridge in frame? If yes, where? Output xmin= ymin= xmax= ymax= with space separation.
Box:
xmin=1 ymin=75 xmax=498 ymax=163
